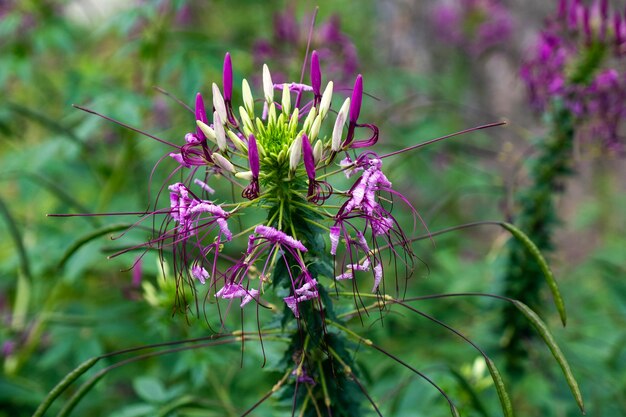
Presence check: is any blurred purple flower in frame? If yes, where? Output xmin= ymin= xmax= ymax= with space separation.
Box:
xmin=253 ymin=8 xmax=358 ymax=85
xmin=521 ymin=0 xmax=626 ymax=153
xmin=432 ymin=0 xmax=514 ymax=56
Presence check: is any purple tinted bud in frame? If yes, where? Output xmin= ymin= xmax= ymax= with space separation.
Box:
xmin=600 ymin=0 xmax=608 ymax=20
xmin=195 ymin=93 xmax=208 ymax=140
xmin=248 ymin=134 xmax=260 ymax=178
xmin=583 ymin=6 xmax=591 ymax=43
xmin=614 ymin=14 xmax=622 ymax=45
xmin=568 ymin=0 xmax=580 ymax=29
xmin=311 ymin=50 xmax=321 ymax=96
xmin=558 ymin=0 xmax=567 ymax=19
xmin=301 ymin=134 xmax=315 ymax=180
xmin=349 ymin=74 xmax=363 ymax=124
xmin=223 ymin=52 xmax=233 ymax=101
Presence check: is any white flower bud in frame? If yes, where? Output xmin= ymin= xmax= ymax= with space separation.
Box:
xmin=196 ymin=120 xmax=216 ymax=142
xmin=332 ymin=98 xmax=350 ymax=152
xmin=319 ymin=81 xmax=333 ymax=119
xmin=238 ymin=106 xmax=254 ymax=132
xmin=213 ymin=111 xmax=227 ymax=152
xmin=227 ymin=130 xmax=247 ymax=152
xmin=288 ymin=107 xmax=299 ymax=133
xmin=302 ymin=107 xmax=317 ymax=133
xmin=281 ymin=84 xmax=291 ymax=116
xmin=313 ymin=140 xmax=323 ymax=164
xmin=268 ymin=102 xmax=277 ymax=126
xmin=235 ymin=170 xmax=254 ymax=180
xmin=242 ymin=78 xmax=254 ymax=116
xmin=309 ymin=114 xmax=322 ymax=141
xmin=212 ymin=83 xmax=227 ymax=124
xmin=212 ymin=153 xmax=236 ymax=173
xmin=262 ymin=64 xmax=274 ymax=104
xmin=289 ymin=134 xmax=303 ymax=172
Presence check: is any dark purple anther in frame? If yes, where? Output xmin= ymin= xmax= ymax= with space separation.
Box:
xmin=301 ymin=134 xmax=315 ymax=180
xmin=311 ymin=50 xmax=321 ymax=98
xmin=349 ymin=74 xmax=363 ymax=124
xmin=195 ymin=92 xmax=208 ymax=140
xmin=248 ymin=134 xmax=259 ymax=179
xmin=223 ymin=52 xmax=233 ymax=101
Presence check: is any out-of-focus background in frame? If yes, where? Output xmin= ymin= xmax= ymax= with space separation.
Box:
xmin=1 ymin=1 xmax=624 ymax=416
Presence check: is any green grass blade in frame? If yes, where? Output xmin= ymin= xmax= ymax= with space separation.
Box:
xmin=512 ymin=300 xmax=585 ymax=414
xmin=0 ymin=197 xmax=32 ymax=282
xmin=502 ymin=222 xmax=567 ymax=326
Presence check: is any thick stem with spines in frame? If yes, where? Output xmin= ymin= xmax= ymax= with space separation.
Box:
xmin=500 ymin=103 xmax=574 ymax=374
xmin=271 ymin=201 xmax=363 ymax=416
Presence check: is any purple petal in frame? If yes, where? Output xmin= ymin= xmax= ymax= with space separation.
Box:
xmin=329 ymin=226 xmax=340 ymax=255
xmin=254 ymin=225 xmax=307 ymax=252
xmin=191 ymin=265 xmax=209 ymax=284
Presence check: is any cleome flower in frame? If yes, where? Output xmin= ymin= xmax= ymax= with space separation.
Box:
xmin=521 ymin=0 xmax=626 ymax=153
xmin=140 ymin=51 xmax=417 ymax=320
xmin=431 ymin=0 xmax=513 ymax=56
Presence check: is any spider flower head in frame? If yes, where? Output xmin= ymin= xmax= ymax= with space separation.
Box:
xmin=154 ymin=52 xmax=415 ymax=321
xmin=431 ymin=0 xmax=513 ymax=56
xmin=521 ymin=0 xmax=626 ymax=153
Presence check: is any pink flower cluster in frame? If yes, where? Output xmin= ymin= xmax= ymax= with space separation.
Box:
xmin=521 ymin=0 xmax=626 ymax=152
xmin=432 ymin=0 xmax=513 ymax=56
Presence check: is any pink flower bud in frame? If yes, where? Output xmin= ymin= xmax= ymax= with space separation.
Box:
xmin=223 ymin=52 xmax=233 ymax=101
xmin=248 ymin=134 xmax=260 ymax=179
xmin=349 ymin=74 xmax=363 ymax=124
xmin=301 ymin=134 xmax=315 ymax=180
xmin=311 ymin=50 xmax=321 ymax=97
xmin=195 ymin=93 xmax=208 ymax=140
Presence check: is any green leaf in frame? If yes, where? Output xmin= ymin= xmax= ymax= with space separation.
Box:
xmin=512 ymin=300 xmax=585 ymax=414
xmin=502 ymin=222 xmax=567 ymax=326
xmin=109 ymin=403 xmax=156 ymax=417
xmin=133 ymin=377 xmax=168 ymax=404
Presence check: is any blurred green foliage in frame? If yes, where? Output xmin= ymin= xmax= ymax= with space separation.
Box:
xmin=1 ymin=0 xmax=624 ymax=416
